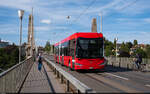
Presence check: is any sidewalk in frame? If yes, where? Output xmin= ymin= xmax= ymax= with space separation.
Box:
xmin=20 ymin=61 xmax=65 ymax=93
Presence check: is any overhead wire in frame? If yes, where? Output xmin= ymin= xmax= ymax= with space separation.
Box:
xmin=72 ymin=0 xmax=97 ymax=23
xmin=68 ymin=0 xmax=97 ymax=33
xmin=68 ymin=0 xmax=138 ymax=33
xmin=64 ymin=0 xmax=138 ymax=37
xmin=108 ymin=0 xmax=138 ymax=43
xmin=107 ymin=0 xmax=138 ymax=18
xmin=118 ymin=0 xmax=138 ymax=11
xmin=70 ymin=0 xmax=138 ymax=24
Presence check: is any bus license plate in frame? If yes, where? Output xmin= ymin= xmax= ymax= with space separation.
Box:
xmin=90 ymin=67 xmax=93 ymax=69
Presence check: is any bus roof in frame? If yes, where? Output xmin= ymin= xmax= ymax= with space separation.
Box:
xmin=54 ymin=32 xmax=103 ymax=46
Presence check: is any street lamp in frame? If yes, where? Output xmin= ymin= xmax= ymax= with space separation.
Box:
xmin=115 ymin=37 xmax=118 ymax=58
xmin=18 ymin=9 xmax=24 ymax=63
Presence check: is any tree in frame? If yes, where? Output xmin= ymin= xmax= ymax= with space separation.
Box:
xmin=145 ymin=45 xmax=150 ymax=58
xmin=105 ymin=46 xmax=114 ymax=56
xmin=104 ymin=38 xmax=114 ymax=56
xmin=119 ymin=42 xmax=130 ymax=57
xmin=133 ymin=40 xmax=138 ymax=46
xmin=44 ymin=41 xmax=51 ymax=52
xmin=0 ymin=44 xmax=20 ymax=71
xmin=126 ymin=42 xmax=133 ymax=49
xmin=135 ymin=48 xmax=147 ymax=58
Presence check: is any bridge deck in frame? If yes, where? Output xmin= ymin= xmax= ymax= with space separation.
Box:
xmin=20 ymin=61 xmax=65 ymax=93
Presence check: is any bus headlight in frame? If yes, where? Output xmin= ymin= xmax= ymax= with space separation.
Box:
xmin=99 ymin=60 xmax=107 ymax=66
xmin=72 ymin=60 xmax=75 ymax=63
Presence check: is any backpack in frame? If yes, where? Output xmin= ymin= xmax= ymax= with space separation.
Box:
xmin=138 ymin=55 xmax=142 ymax=64
xmin=38 ymin=56 xmax=42 ymax=63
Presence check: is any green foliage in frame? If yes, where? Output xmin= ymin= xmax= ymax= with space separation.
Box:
xmin=104 ymin=38 xmax=114 ymax=56
xmin=120 ymin=42 xmax=130 ymax=53
xmin=0 ymin=45 xmax=20 ymax=71
xmin=104 ymin=38 xmax=149 ymax=58
xmin=135 ymin=48 xmax=147 ymax=58
xmin=44 ymin=41 xmax=51 ymax=52
xmin=119 ymin=42 xmax=130 ymax=57
xmin=105 ymin=46 xmax=114 ymax=56
xmin=145 ymin=45 xmax=150 ymax=58
xmin=133 ymin=40 xmax=138 ymax=46
xmin=126 ymin=42 xmax=133 ymax=49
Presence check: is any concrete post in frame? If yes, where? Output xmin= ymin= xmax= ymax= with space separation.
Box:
xmin=91 ymin=18 xmax=97 ymax=32
xmin=26 ymin=13 xmax=35 ymax=58
xmin=66 ymin=80 xmax=70 ymax=92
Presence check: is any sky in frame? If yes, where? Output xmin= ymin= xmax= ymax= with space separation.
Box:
xmin=0 ymin=0 xmax=150 ymax=46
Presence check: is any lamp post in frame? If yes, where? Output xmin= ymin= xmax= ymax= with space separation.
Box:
xmin=115 ymin=37 xmax=118 ymax=58
xmin=18 ymin=10 xmax=24 ymax=63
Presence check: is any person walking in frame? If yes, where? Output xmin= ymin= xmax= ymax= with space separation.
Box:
xmin=135 ymin=53 xmax=142 ymax=70
xmin=38 ymin=53 xmax=43 ymax=71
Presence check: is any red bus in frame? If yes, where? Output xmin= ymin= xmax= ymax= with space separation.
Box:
xmin=54 ymin=32 xmax=106 ymax=70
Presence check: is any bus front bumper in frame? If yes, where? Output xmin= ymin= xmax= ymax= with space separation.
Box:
xmin=74 ymin=64 xmax=105 ymax=70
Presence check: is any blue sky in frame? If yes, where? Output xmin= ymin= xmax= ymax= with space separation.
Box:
xmin=0 ymin=0 xmax=150 ymax=46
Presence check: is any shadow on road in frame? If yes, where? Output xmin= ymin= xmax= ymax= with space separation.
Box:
xmin=43 ymin=54 xmax=135 ymax=74
xmin=77 ymin=65 xmax=133 ymax=73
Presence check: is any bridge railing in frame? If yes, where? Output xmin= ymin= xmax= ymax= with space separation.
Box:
xmin=106 ymin=57 xmax=150 ymax=71
xmin=0 ymin=56 xmax=34 ymax=93
xmin=44 ymin=57 xmax=95 ymax=93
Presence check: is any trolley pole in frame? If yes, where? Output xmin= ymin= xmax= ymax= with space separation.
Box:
xmin=101 ymin=13 xmax=102 ymax=33
xmin=99 ymin=12 xmax=103 ymax=33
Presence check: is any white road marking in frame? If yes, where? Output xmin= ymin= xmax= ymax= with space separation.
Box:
xmin=105 ymin=73 xmax=129 ymax=80
xmin=145 ymin=84 xmax=150 ymax=87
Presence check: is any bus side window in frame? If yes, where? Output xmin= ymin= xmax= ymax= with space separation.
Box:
xmin=54 ymin=46 xmax=56 ymax=55
xmin=63 ymin=41 xmax=69 ymax=56
xmin=62 ymin=43 xmax=65 ymax=56
xmin=57 ymin=46 xmax=59 ymax=55
xmin=70 ymin=39 xmax=75 ymax=58
xmin=60 ymin=45 xmax=62 ymax=56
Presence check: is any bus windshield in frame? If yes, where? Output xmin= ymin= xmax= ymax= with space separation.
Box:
xmin=76 ymin=38 xmax=103 ymax=58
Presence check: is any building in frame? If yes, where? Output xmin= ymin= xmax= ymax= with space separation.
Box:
xmin=0 ymin=39 xmax=9 ymax=48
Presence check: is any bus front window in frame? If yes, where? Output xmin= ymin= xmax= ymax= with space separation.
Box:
xmin=76 ymin=38 xmax=103 ymax=58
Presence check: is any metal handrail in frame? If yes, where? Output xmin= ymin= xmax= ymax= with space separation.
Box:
xmin=106 ymin=57 xmax=150 ymax=71
xmin=0 ymin=68 xmax=4 ymax=72
xmin=0 ymin=56 xmax=31 ymax=77
xmin=0 ymin=56 xmax=34 ymax=93
xmin=44 ymin=57 xmax=94 ymax=93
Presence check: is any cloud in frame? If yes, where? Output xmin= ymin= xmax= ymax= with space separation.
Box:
xmin=114 ymin=0 xmax=150 ymax=15
xmin=34 ymin=25 xmax=68 ymax=32
xmin=0 ymin=0 xmax=150 ymax=46
xmin=116 ymin=18 xmax=150 ymax=27
xmin=143 ymin=18 xmax=150 ymax=23
xmin=0 ymin=30 xmax=17 ymax=35
xmin=40 ymin=19 xmax=51 ymax=24
xmin=35 ymin=26 xmax=50 ymax=31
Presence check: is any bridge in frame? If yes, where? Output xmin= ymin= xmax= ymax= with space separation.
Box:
xmin=1 ymin=6 xmax=150 ymax=93
xmin=0 ymin=53 xmax=150 ymax=93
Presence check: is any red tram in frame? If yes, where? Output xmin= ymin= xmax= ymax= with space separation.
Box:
xmin=54 ymin=32 xmax=106 ymax=70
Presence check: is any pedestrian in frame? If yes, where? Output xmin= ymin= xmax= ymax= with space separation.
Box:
xmin=135 ymin=53 xmax=142 ymax=69
xmin=38 ymin=53 xmax=43 ymax=71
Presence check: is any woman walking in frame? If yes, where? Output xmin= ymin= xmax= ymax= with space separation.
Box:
xmin=38 ymin=53 xmax=43 ymax=71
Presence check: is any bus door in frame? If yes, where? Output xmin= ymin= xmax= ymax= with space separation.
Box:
xmin=70 ymin=39 xmax=75 ymax=68
xmin=59 ymin=44 xmax=61 ymax=63
xmin=62 ymin=46 xmax=64 ymax=65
